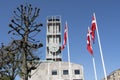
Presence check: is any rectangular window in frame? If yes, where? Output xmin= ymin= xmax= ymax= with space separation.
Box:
xmin=74 ymin=69 xmax=80 ymax=75
xmin=63 ymin=70 xmax=69 ymax=75
xmin=52 ymin=70 xmax=57 ymax=75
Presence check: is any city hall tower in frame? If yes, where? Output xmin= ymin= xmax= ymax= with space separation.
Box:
xmin=46 ymin=16 xmax=62 ymax=61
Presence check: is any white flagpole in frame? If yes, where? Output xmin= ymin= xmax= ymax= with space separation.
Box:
xmin=88 ymin=27 xmax=98 ymax=80
xmin=93 ymin=13 xmax=107 ymax=80
xmin=92 ymin=56 xmax=98 ymax=80
xmin=66 ymin=21 xmax=72 ymax=80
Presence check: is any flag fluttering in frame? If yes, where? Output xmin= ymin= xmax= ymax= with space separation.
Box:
xmin=91 ymin=15 xmax=96 ymax=43
xmin=61 ymin=22 xmax=68 ymax=50
xmin=87 ymin=14 xmax=96 ymax=55
xmin=87 ymin=27 xmax=93 ymax=55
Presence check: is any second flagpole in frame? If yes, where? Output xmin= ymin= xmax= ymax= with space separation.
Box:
xmin=66 ymin=21 xmax=72 ymax=80
xmin=93 ymin=13 xmax=107 ymax=80
xmin=92 ymin=56 xmax=98 ymax=80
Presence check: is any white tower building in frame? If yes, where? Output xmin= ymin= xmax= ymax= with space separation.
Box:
xmin=28 ymin=16 xmax=84 ymax=80
xmin=46 ymin=16 xmax=62 ymax=61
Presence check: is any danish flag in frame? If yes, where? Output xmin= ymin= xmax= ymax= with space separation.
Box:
xmin=91 ymin=15 xmax=96 ymax=43
xmin=87 ymin=27 xmax=93 ymax=55
xmin=61 ymin=22 xmax=68 ymax=50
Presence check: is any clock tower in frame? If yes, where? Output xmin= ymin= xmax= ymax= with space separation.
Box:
xmin=46 ymin=16 xmax=62 ymax=61
xmin=28 ymin=15 xmax=84 ymax=80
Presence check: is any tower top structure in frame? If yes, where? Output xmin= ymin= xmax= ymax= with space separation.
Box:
xmin=46 ymin=16 xmax=62 ymax=61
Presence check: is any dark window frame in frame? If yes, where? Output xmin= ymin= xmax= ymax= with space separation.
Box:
xmin=52 ymin=70 xmax=57 ymax=75
xmin=63 ymin=70 xmax=69 ymax=75
xmin=74 ymin=69 xmax=80 ymax=75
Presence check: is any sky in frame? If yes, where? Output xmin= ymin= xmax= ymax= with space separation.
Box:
xmin=0 ymin=0 xmax=120 ymax=80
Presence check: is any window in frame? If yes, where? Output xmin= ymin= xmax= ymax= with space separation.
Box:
xmin=74 ymin=69 xmax=80 ymax=75
xmin=63 ymin=70 xmax=69 ymax=75
xmin=52 ymin=70 xmax=57 ymax=75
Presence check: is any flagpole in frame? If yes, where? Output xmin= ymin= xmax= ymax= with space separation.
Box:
xmin=92 ymin=56 xmax=98 ymax=80
xmin=88 ymin=27 xmax=98 ymax=80
xmin=93 ymin=13 xmax=107 ymax=80
xmin=66 ymin=21 xmax=72 ymax=80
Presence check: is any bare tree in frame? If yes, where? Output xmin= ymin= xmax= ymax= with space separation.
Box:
xmin=8 ymin=3 xmax=43 ymax=80
xmin=0 ymin=43 xmax=21 ymax=80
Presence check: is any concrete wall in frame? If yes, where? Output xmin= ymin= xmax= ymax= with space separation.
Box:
xmin=28 ymin=61 xmax=84 ymax=80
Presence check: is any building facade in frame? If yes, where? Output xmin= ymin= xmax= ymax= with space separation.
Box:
xmin=103 ymin=69 xmax=120 ymax=80
xmin=29 ymin=62 xmax=84 ymax=80
xmin=28 ymin=16 xmax=84 ymax=80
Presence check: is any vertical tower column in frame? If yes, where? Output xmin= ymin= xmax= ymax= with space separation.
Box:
xmin=46 ymin=16 xmax=62 ymax=61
